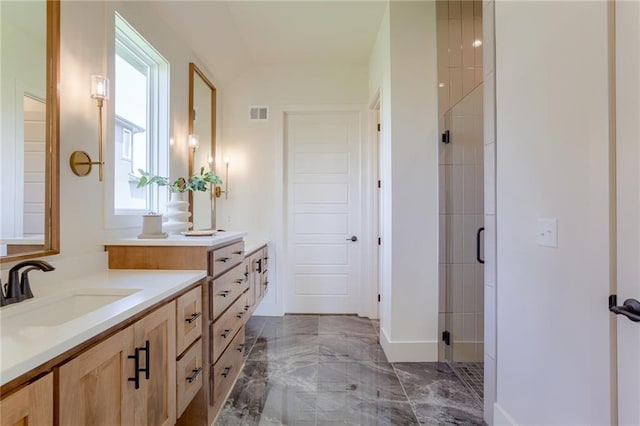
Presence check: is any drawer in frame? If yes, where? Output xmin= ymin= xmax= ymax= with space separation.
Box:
xmin=209 ymin=240 xmax=244 ymax=278
xmin=210 ymin=292 xmax=248 ymax=363
xmin=210 ymin=327 xmax=244 ymax=408
xmin=176 ymin=285 xmax=203 ymax=355
xmin=209 ymin=262 xmax=249 ymax=321
xmin=176 ymin=339 xmax=203 ymax=417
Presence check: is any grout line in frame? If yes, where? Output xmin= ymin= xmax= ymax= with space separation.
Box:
xmin=391 ymin=363 xmax=422 ymax=425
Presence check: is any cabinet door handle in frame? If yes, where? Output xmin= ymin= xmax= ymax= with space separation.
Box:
xmin=244 ymin=271 xmax=249 ymax=281
xmin=256 ymin=259 xmax=262 ymax=273
xmin=237 ymin=343 xmax=245 ymax=353
xmin=219 ymin=257 xmax=230 ymax=263
xmin=139 ymin=340 xmax=150 ymax=380
xmin=219 ymin=290 xmax=231 ymax=298
xmin=128 ymin=349 xmax=140 ymax=389
xmin=221 ymin=329 xmax=231 ymax=338
xmin=185 ymin=312 xmax=202 ymax=324
xmin=186 ymin=367 xmax=203 ymax=383
xmin=221 ymin=366 xmax=232 ymax=378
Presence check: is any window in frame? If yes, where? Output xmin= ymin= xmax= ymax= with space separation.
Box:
xmin=113 ymin=12 xmax=169 ymax=215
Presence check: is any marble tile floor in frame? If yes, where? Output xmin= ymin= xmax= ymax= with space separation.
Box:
xmin=218 ymin=315 xmax=484 ymax=426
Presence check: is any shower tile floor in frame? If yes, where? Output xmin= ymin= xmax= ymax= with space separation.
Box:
xmin=449 ymin=362 xmax=484 ymax=402
xmin=217 ymin=315 xmax=484 ymax=425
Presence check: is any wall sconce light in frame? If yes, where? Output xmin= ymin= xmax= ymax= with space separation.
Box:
xmin=214 ymin=156 xmax=230 ymax=199
xmin=188 ymin=134 xmax=199 ymax=152
xmin=70 ymin=75 xmax=109 ymax=181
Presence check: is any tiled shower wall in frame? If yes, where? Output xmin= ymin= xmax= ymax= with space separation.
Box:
xmin=437 ymin=0 xmax=484 ymax=117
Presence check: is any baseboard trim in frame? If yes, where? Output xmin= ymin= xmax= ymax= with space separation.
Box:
xmin=379 ymin=327 xmax=439 ymax=362
xmin=494 ymin=402 xmax=518 ymax=426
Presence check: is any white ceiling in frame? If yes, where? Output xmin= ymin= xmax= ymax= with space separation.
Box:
xmin=155 ymin=1 xmax=388 ymax=85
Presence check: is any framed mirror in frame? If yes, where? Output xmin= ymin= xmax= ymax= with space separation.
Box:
xmin=0 ymin=0 xmax=59 ymax=262
xmin=188 ymin=63 xmax=217 ymax=230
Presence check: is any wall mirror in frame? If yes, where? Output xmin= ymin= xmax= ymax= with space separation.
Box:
xmin=0 ymin=0 xmax=59 ymax=262
xmin=188 ymin=63 xmax=217 ymax=230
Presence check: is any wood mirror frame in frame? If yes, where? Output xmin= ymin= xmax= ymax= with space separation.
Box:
xmin=1 ymin=0 xmax=59 ymax=263
xmin=188 ymin=62 xmax=217 ymax=230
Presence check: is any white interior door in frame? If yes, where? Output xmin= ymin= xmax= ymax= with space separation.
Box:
xmin=615 ymin=2 xmax=640 ymax=424
xmin=285 ymin=110 xmax=362 ymax=314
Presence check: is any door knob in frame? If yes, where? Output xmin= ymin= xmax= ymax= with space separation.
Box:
xmin=346 ymin=236 xmax=358 ymax=242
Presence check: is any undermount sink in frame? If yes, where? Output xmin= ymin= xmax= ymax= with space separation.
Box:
xmin=0 ymin=287 xmax=141 ymax=328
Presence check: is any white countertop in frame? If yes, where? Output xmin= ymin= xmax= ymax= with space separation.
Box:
xmin=103 ymin=230 xmax=246 ymax=247
xmin=244 ymin=240 xmax=268 ymax=256
xmin=0 ymin=269 xmax=206 ymax=386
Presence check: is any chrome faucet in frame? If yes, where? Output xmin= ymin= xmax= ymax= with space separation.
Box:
xmin=0 ymin=260 xmax=55 ymax=307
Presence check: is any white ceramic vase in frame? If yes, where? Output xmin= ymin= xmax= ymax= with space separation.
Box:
xmin=163 ymin=192 xmax=192 ymax=234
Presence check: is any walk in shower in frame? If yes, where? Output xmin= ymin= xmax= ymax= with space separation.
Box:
xmin=436 ymin=0 xmax=485 ymax=403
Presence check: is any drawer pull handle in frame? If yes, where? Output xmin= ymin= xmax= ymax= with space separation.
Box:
xmin=234 ymin=251 xmax=244 ymax=255
xmin=221 ymin=366 xmax=232 ymax=378
xmin=185 ymin=312 xmax=202 ymax=324
xmin=244 ymin=305 xmax=250 ymax=311
xmin=237 ymin=344 xmax=245 ymax=353
xmin=235 ymin=279 xmax=244 ymax=285
xmin=219 ymin=290 xmax=231 ymax=298
xmin=244 ymin=271 xmax=249 ymax=280
xmin=186 ymin=367 xmax=202 ymax=383
xmin=236 ymin=311 xmax=245 ymax=319
xmin=221 ymin=329 xmax=231 ymax=338
xmin=219 ymin=257 xmax=230 ymax=263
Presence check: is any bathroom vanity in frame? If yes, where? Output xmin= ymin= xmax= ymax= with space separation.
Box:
xmin=0 ymin=233 xmax=268 ymax=426
xmin=104 ymin=232 xmax=269 ymax=425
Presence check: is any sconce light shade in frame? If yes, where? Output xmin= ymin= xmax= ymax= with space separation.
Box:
xmin=90 ymin=75 xmax=109 ymax=100
xmin=189 ymin=134 xmax=200 ymax=150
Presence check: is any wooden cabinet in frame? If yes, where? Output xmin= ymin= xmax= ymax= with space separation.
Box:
xmin=58 ymin=302 xmax=176 ymax=426
xmin=246 ymin=246 xmax=269 ymax=315
xmin=0 ymin=373 xmax=53 ymax=426
xmin=175 ymin=286 xmax=204 ymax=418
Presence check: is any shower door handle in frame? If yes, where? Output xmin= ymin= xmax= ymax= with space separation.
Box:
xmin=476 ymin=227 xmax=485 ymax=264
xmin=609 ymin=295 xmax=640 ymax=322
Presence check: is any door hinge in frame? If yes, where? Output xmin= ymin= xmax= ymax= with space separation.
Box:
xmin=377 ymin=237 xmax=381 ymax=245
xmin=441 ymin=130 xmax=450 ymax=144
xmin=442 ymin=330 xmax=451 ymax=346
xmin=377 ymin=123 xmax=381 ymax=132
xmin=377 ymin=180 xmax=381 ymax=189
xmin=378 ymin=294 xmax=381 ymax=302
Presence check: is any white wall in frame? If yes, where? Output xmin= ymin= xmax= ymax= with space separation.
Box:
xmin=494 ymin=1 xmax=612 ymax=424
xmin=370 ymin=1 xmax=440 ymax=362
xmin=217 ymin=62 xmax=370 ymax=316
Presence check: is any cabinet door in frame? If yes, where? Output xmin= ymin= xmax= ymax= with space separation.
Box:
xmin=1 ymin=373 xmax=53 ymax=426
xmin=59 ymin=327 xmax=135 ymax=426
xmin=133 ymin=302 xmax=177 ymax=426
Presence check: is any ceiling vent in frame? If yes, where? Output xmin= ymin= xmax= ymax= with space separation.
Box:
xmin=249 ymin=106 xmax=269 ymax=122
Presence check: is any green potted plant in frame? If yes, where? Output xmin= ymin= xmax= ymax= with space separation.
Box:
xmin=135 ymin=167 xmax=223 ymax=234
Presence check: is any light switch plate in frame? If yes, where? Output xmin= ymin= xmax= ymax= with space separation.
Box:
xmin=537 ymin=218 xmax=558 ymax=248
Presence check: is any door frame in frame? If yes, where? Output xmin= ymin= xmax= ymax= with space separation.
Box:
xmin=281 ymin=104 xmax=377 ymax=317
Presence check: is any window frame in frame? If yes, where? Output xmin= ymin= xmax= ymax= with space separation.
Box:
xmin=105 ymin=11 xmax=169 ymax=229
